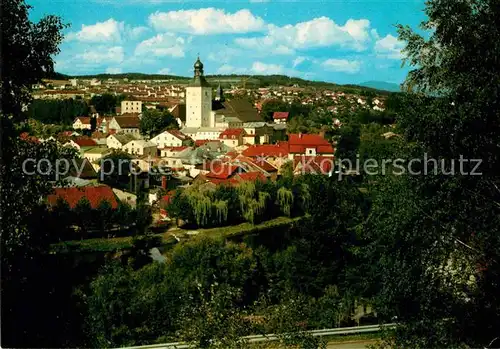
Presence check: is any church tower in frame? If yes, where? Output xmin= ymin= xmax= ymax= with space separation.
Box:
xmin=215 ymin=83 xmax=224 ymax=102
xmin=185 ymin=57 xmax=212 ymax=128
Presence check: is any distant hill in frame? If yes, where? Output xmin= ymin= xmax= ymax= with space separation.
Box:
xmin=360 ymin=81 xmax=401 ymax=92
xmin=71 ymin=72 xmax=190 ymax=81
xmin=55 ymin=72 xmax=394 ymax=94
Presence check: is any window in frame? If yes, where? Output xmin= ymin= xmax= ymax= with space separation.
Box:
xmin=308 ymin=149 xmax=314 ymax=155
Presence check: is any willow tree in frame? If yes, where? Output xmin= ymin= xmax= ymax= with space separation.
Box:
xmin=277 ymin=187 xmax=294 ymax=217
xmin=187 ymin=194 xmax=212 ymax=227
xmin=237 ymin=182 xmax=271 ymax=224
xmin=298 ymin=183 xmax=311 ymax=214
xmin=213 ymin=200 xmax=229 ymax=225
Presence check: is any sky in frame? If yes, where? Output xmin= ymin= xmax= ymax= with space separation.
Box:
xmin=27 ymin=0 xmax=427 ymax=85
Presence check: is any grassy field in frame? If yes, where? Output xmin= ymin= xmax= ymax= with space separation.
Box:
xmin=51 ymin=216 xmax=303 ymax=253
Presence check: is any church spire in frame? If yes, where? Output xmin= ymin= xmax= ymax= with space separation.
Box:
xmin=189 ymin=56 xmax=210 ymax=87
xmin=194 ymin=56 xmax=204 ymax=76
xmin=215 ymin=82 xmax=224 ymax=101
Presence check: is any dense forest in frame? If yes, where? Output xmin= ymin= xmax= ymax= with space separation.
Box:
xmin=2 ymin=0 xmax=500 ymax=348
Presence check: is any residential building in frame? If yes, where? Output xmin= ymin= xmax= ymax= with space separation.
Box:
xmin=288 ymin=133 xmax=335 ymax=158
xmin=219 ymin=128 xmax=246 ymax=148
xmin=47 ymin=185 xmax=118 ymax=209
xmin=108 ymin=114 xmax=141 ymax=134
xmin=150 ymin=129 xmax=191 ymax=149
xmin=64 ymin=137 xmax=98 ymax=152
xmin=83 ymin=147 xmax=112 ymax=171
xmin=73 ymin=117 xmax=92 ymax=130
xmin=121 ymin=100 xmax=143 ymax=114
xmin=273 ymin=111 xmax=289 ymax=124
xmin=106 ymin=133 xmax=141 ymax=150
xmin=122 ymin=139 xmax=157 ymax=156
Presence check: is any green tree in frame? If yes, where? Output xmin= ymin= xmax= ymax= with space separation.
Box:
xmin=97 ymin=199 xmax=113 ymax=234
xmin=85 ymin=262 xmax=184 ymax=348
xmin=177 ymin=283 xmax=249 ymax=349
xmin=1 ymin=1 xmax=72 ymax=346
xmin=74 ymin=197 xmax=93 ymax=234
xmin=139 ymin=108 xmax=178 ymax=138
xmin=358 ymin=0 xmax=500 ymax=347
xmin=90 ymin=93 xmax=120 ymax=115
xmin=260 ymin=99 xmax=289 ymax=122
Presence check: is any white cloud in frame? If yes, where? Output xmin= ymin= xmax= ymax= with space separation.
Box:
xmin=293 ymin=56 xmax=306 ymax=68
xmin=375 ymin=34 xmax=405 ymax=59
xmin=251 ymin=61 xmax=283 ymax=74
xmin=321 ymin=59 xmax=361 ymax=73
xmin=148 ymin=8 xmax=265 ymax=35
xmin=158 ymin=68 xmax=171 ymax=74
xmin=67 ymin=19 xmax=124 ymax=43
xmin=127 ymin=25 xmax=150 ymax=39
xmin=106 ymin=67 xmax=122 ymax=74
xmin=78 ymin=46 xmax=125 ymax=64
xmin=235 ymin=17 xmax=372 ymax=53
xmin=135 ymin=33 xmax=185 ymax=57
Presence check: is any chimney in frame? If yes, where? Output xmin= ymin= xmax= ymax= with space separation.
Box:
xmin=319 ymin=130 xmax=325 ymax=138
xmin=299 ymin=132 xmax=302 ymax=139
xmin=161 ymin=176 xmax=167 ymax=189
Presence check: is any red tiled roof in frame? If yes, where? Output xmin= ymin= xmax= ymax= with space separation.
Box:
xmin=195 ymin=139 xmax=210 ymax=146
xmin=273 ymin=112 xmax=289 ymax=120
xmin=47 ymin=185 xmax=118 ymax=209
xmin=168 ymin=129 xmax=190 ymax=141
xmin=206 ymin=164 xmax=241 ymax=179
xmin=170 ymin=146 xmax=188 ymax=152
xmin=293 ymin=156 xmax=335 ymax=174
xmin=114 ymin=115 xmax=140 ymax=128
xmin=242 ymin=143 xmax=289 ymax=157
xmin=236 ymin=172 xmax=267 ymax=182
xmin=73 ymin=137 xmax=98 ymax=147
xmin=75 ymin=116 xmax=91 ymax=124
xmin=20 ymin=132 xmax=40 ymax=143
xmin=248 ymin=157 xmax=278 ymax=172
xmin=288 ymin=134 xmax=334 ymax=154
xmin=91 ymin=131 xmax=107 ymax=139
xmin=219 ymin=128 xmax=245 ymax=139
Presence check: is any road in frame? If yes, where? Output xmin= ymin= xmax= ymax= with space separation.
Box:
xmin=327 ymin=340 xmax=377 ymax=349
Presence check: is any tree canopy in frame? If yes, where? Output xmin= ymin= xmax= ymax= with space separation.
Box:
xmin=139 ymin=108 xmax=178 ymax=138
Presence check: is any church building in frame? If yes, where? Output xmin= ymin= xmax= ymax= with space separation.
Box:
xmin=181 ymin=57 xmax=224 ymax=140
xmin=181 ymin=57 xmax=265 ymax=142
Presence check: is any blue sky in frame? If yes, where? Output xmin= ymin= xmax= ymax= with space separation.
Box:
xmin=28 ymin=0 xmax=427 ymax=84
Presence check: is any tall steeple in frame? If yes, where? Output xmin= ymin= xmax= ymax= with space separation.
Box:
xmin=215 ymin=82 xmax=224 ymax=101
xmin=185 ymin=56 xmax=213 ymax=128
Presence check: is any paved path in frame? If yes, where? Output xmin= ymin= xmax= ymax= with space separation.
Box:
xmin=327 ymin=340 xmax=377 ymax=349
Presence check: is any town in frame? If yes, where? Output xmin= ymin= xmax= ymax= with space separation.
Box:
xmin=4 ymin=0 xmax=497 ymax=348
xmin=23 ymin=56 xmax=391 ymax=229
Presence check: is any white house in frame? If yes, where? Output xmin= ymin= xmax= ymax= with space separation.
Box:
xmin=122 ymin=139 xmax=157 ymax=157
xmin=108 ymin=115 xmax=141 ymax=134
xmin=219 ymin=128 xmax=246 ymax=148
xmin=121 ymin=100 xmax=143 ymax=115
xmin=73 ymin=117 xmax=92 ymax=130
xmin=150 ymin=129 xmax=190 ymax=149
xmin=107 ymin=133 xmax=141 ymax=150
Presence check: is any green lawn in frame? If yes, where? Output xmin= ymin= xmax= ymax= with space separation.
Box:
xmin=51 ymin=216 xmax=303 ymax=253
